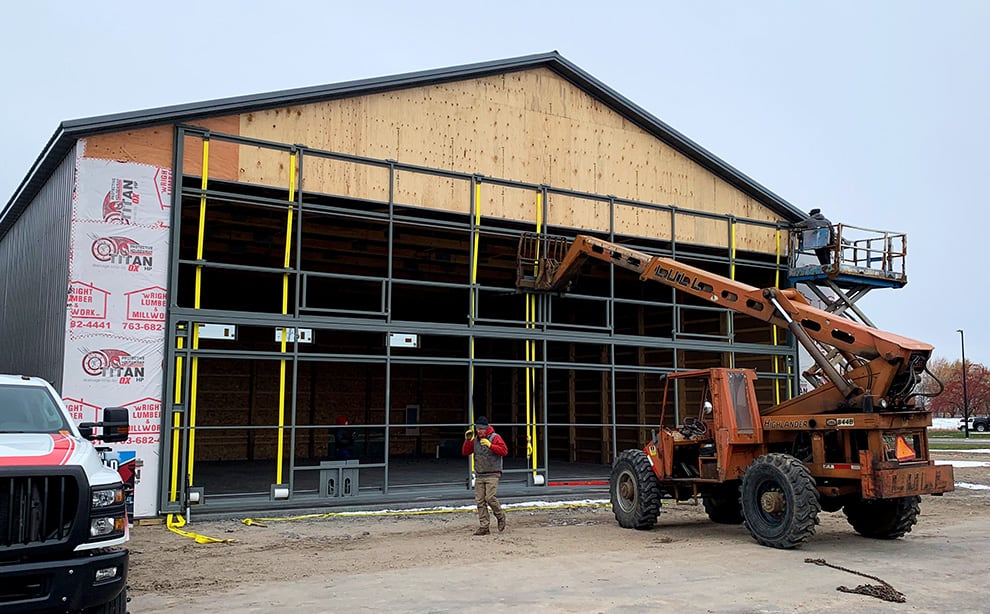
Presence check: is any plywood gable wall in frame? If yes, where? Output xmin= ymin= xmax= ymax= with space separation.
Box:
xmin=81 ymin=68 xmax=785 ymax=253
xmin=236 ymin=68 xmax=782 ymax=252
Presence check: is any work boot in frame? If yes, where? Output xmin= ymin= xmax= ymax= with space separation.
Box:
xmin=497 ymin=516 xmax=506 ymax=532
xmin=474 ymin=526 xmax=490 ymax=536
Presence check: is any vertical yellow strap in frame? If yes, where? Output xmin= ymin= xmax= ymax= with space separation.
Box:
xmin=527 ymin=190 xmax=543 ymax=475
xmin=470 ymin=183 xmax=481 ymax=318
xmin=524 ymin=295 xmax=532 ymax=454
xmin=728 ymin=220 xmax=736 ymax=368
xmin=186 ymin=140 xmax=210 ymax=487
xmin=773 ymin=229 xmax=781 ymax=290
xmin=772 ymin=229 xmax=782 ymax=404
xmin=468 ymin=182 xmax=482 ymax=473
xmin=188 ymin=327 xmax=200 ymax=485
xmin=170 ymin=331 xmax=184 ymax=503
xmin=173 ymin=333 xmax=184 ymax=406
xmin=729 ymin=221 xmax=736 ymax=281
xmin=535 ymin=192 xmax=543 ymax=239
xmin=169 ymin=412 xmax=181 ymax=502
xmin=276 ymin=151 xmax=298 ymax=485
xmin=529 ymin=295 xmax=537 ymax=474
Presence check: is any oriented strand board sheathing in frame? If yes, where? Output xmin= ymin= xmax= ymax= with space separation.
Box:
xmin=301 ymin=155 xmax=391 ymax=203
xmin=82 ymin=126 xmax=173 ymax=168
xmin=82 ymin=116 xmax=240 ymax=183
xmin=237 ymin=68 xmax=782 ymax=253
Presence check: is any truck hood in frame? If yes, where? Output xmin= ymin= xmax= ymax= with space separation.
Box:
xmin=0 ymin=433 xmax=121 ymax=486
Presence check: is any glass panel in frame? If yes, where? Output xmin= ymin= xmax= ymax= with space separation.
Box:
xmin=728 ymin=372 xmax=754 ymax=433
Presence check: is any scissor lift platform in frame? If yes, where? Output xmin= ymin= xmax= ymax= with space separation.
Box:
xmin=788 ymin=223 xmax=907 ymax=325
xmin=788 ymin=223 xmax=908 ymax=385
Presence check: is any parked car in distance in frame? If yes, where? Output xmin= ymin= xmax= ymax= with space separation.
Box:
xmin=958 ymin=416 xmax=989 ymax=433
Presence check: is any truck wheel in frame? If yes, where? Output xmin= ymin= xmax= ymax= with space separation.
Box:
xmin=740 ymin=453 xmax=820 ymax=549
xmin=83 ymin=587 xmax=127 ymax=614
xmin=976 ymin=423 xmax=986 ymax=432
xmin=609 ymin=449 xmax=661 ymax=530
xmin=703 ymin=484 xmax=743 ymax=524
xmin=843 ymin=495 xmax=920 ymax=539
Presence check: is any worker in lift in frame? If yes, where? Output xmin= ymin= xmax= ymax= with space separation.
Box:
xmin=795 ymin=208 xmax=834 ymax=265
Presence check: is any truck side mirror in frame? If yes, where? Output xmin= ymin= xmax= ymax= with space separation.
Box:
xmin=100 ymin=407 xmax=130 ymax=443
xmin=80 ymin=407 xmax=130 ymax=443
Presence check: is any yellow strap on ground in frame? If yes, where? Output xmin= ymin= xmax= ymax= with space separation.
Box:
xmin=240 ymin=501 xmax=608 ymax=525
xmin=166 ymin=513 xmax=234 ymax=544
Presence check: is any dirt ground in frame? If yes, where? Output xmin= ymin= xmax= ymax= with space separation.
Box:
xmin=128 ymin=453 xmax=989 ymax=613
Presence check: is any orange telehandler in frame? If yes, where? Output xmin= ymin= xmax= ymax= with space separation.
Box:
xmin=517 ymin=233 xmax=953 ymax=549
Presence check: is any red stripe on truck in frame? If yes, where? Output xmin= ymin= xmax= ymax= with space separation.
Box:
xmin=0 ymin=434 xmax=76 ymax=466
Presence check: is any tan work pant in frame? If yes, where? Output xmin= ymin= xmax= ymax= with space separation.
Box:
xmin=474 ymin=475 xmax=504 ymax=528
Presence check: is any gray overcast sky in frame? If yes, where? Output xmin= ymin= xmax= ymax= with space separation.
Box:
xmin=2 ymin=1 xmax=986 ymax=366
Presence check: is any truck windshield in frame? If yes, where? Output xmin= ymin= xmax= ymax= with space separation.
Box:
xmin=0 ymin=384 xmax=71 ymax=433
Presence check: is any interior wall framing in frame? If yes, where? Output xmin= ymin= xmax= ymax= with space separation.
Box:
xmin=158 ymin=125 xmax=798 ymax=512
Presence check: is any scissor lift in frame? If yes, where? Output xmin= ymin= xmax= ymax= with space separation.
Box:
xmin=788 ymin=223 xmax=908 ymax=387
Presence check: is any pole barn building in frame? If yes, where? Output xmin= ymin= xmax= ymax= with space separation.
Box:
xmin=0 ymin=52 xmax=806 ymax=517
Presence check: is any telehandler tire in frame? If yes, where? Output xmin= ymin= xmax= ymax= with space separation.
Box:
xmin=740 ymin=453 xmax=820 ymax=549
xmin=843 ymin=495 xmax=920 ymax=539
xmin=703 ymin=484 xmax=743 ymax=524
xmin=610 ymin=449 xmax=661 ymax=530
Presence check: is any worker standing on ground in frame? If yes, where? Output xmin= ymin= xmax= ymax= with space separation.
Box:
xmin=463 ymin=416 xmax=508 ymax=535
xmin=795 ymin=208 xmax=834 ymax=265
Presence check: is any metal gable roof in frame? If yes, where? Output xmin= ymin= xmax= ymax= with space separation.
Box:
xmin=1 ymin=51 xmax=805 ymax=239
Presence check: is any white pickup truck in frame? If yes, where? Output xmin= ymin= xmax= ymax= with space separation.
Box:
xmin=0 ymin=374 xmax=130 ymax=613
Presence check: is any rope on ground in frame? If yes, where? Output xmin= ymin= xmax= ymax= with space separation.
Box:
xmin=804 ymin=558 xmax=905 ymax=603
xmin=167 ymin=513 xmax=236 ymax=544
xmin=241 ymin=500 xmax=609 ymax=526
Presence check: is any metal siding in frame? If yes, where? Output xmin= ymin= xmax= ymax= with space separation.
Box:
xmin=0 ymin=145 xmax=74 ymax=388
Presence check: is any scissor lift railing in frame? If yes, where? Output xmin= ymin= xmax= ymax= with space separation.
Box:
xmin=787 ymin=223 xmax=909 ymax=387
